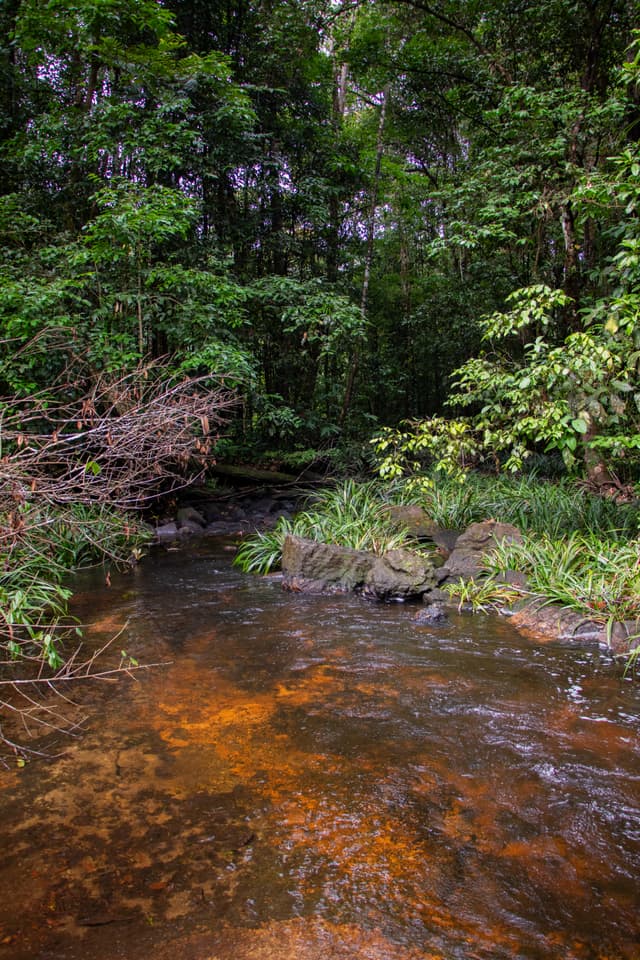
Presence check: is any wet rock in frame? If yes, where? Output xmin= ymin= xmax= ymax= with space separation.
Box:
xmin=199 ymin=501 xmax=238 ymax=524
xmin=442 ymin=520 xmax=522 ymax=580
xmin=155 ymin=521 xmax=180 ymax=541
xmin=504 ymin=600 xmax=635 ymax=650
xmin=250 ymin=496 xmax=278 ymax=515
xmin=385 ymin=504 xmax=439 ymax=538
xmin=281 ymin=535 xmax=439 ymax=601
xmin=282 ymin=574 xmax=352 ymax=595
xmin=421 ymin=586 xmax=449 ymax=603
xmin=413 ymin=603 xmax=448 ymax=624
xmin=176 ymin=506 xmax=206 ymax=527
xmin=282 ymin=536 xmax=373 ymax=593
xmin=608 ymin=619 xmax=640 ymax=652
xmin=499 ymin=568 xmax=529 ymax=590
xmin=204 ymin=520 xmax=245 ymax=536
xmin=177 ymin=518 xmax=206 ymax=537
xmin=364 ymin=547 xmax=438 ymax=601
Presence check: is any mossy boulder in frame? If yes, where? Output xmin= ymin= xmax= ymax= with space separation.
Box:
xmin=281 ymin=535 xmax=440 ymax=600
xmin=442 ymin=520 xmax=523 ymax=580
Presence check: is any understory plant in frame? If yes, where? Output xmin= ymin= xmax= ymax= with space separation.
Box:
xmin=0 ymin=498 xmax=153 ymax=760
xmin=0 ymin=350 xmax=236 ymax=757
xmin=482 ymin=533 xmax=640 ymax=625
xmin=386 ymin=472 xmax=640 ymax=538
xmin=442 ymin=577 xmax=524 ymax=613
xmin=234 ymin=479 xmax=417 ymax=574
xmin=1 ymin=501 xmax=152 ymax=672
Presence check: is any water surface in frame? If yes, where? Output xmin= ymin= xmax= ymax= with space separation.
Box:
xmin=1 ymin=539 xmax=638 ymax=960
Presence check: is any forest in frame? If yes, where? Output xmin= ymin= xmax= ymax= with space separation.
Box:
xmin=2 ymin=0 xmax=640 ymax=726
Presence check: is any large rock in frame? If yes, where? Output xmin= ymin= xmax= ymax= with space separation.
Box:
xmin=413 ymin=602 xmax=448 ymax=625
xmin=385 ymin=504 xmax=439 ymax=538
xmin=363 ymin=547 xmax=439 ymax=600
xmin=442 ymin=520 xmax=522 ymax=580
xmin=384 ymin=505 xmax=458 ymax=555
xmin=176 ymin=506 xmax=206 ymax=527
xmin=282 ymin=536 xmax=373 ymax=594
xmin=281 ymin=535 xmax=439 ymax=600
xmin=506 ymin=603 xmax=640 ymax=654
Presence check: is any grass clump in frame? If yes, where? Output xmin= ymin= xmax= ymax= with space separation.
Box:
xmin=443 ymin=577 xmax=524 ymax=613
xmin=389 ymin=472 xmax=640 ymax=538
xmin=234 ymin=479 xmax=415 ymax=574
xmin=482 ymin=533 xmax=640 ymax=624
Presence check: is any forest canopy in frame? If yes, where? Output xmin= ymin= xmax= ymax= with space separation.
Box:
xmin=1 ymin=0 xmax=639 ymax=480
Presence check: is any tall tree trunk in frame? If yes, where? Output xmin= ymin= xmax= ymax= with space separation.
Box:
xmin=340 ymin=85 xmax=389 ymax=425
xmin=327 ymin=60 xmax=349 ymax=283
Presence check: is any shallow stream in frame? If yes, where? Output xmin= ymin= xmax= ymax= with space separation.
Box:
xmin=1 ymin=539 xmax=639 ymax=959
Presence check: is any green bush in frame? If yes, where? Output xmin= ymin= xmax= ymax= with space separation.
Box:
xmin=483 ymin=532 xmax=640 ymax=624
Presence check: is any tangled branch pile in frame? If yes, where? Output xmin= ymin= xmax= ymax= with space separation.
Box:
xmin=2 ymin=363 xmax=237 ymax=511
xmin=0 ymin=346 xmax=237 ymax=759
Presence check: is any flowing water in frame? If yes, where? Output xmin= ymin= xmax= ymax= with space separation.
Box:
xmin=1 ymin=538 xmax=639 ymax=960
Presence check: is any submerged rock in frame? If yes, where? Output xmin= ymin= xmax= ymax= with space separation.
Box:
xmin=413 ymin=603 xmax=448 ymax=625
xmin=155 ymin=521 xmax=181 ymax=541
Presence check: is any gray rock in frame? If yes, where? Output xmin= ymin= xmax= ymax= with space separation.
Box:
xmin=177 ymin=518 xmax=205 ymax=536
xmin=606 ymin=619 xmax=640 ymax=654
xmin=155 ymin=521 xmax=180 ymax=541
xmin=176 ymin=506 xmax=206 ymax=527
xmin=282 ymin=536 xmax=373 ymax=593
xmin=413 ymin=603 xmax=448 ymax=624
xmin=364 ymin=547 xmax=437 ymax=601
xmin=281 ymin=536 xmax=439 ymax=601
xmin=421 ymin=586 xmax=449 ymax=602
xmin=442 ymin=520 xmax=522 ymax=580
xmin=204 ymin=520 xmax=245 ymax=535
xmin=200 ymin=502 xmax=224 ymax=523
xmin=385 ymin=504 xmax=439 ymax=538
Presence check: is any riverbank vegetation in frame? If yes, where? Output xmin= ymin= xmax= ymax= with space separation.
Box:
xmin=2 ymin=0 xmax=640 ymax=751
xmin=235 ymin=475 xmax=640 ymax=618
xmin=234 ymin=473 xmax=640 ymax=669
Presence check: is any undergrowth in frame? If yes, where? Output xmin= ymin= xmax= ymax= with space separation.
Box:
xmin=388 ymin=472 xmax=640 ymax=539
xmin=235 ymin=472 xmax=640 ymax=666
xmin=234 ymin=479 xmax=416 ymax=574
xmin=1 ymin=502 xmax=151 ymax=673
xmin=482 ymin=533 xmax=640 ymax=624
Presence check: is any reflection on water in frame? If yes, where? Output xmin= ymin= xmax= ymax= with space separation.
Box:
xmin=0 ymin=540 xmax=639 ymax=960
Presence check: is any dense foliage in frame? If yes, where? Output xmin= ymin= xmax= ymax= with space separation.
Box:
xmin=1 ymin=0 xmax=637 ymax=465
xmin=2 ymin=1 xmax=640 ymax=746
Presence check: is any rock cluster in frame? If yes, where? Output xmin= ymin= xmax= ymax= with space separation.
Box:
xmin=281 ymin=535 xmax=444 ymax=601
xmin=154 ymin=493 xmax=297 ymax=541
xmin=279 ymin=518 xmax=523 ymax=605
xmin=157 ymin=493 xmax=636 ymax=649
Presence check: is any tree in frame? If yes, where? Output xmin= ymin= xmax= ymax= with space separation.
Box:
xmin=374 ymin=31 xmax=640 ymax=485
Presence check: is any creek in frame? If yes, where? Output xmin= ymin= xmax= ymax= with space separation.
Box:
xmin=0 ymin=537 xmax=639 ymax=960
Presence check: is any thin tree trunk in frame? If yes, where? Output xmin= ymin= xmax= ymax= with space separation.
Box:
xmin=340 ymin=85 xmax=389 ymax=425
xmin=327 ymin=60 xmax=349 ymax=283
